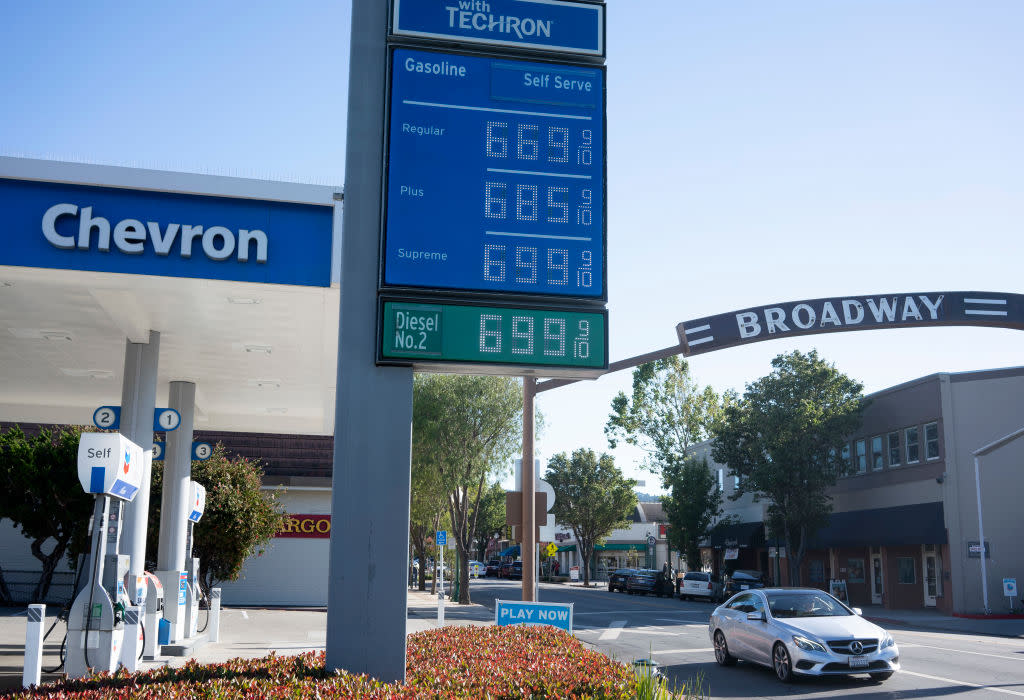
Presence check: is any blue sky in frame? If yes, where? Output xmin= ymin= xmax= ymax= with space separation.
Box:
xmin=3 ymin=1 xmax=1022 ymax=491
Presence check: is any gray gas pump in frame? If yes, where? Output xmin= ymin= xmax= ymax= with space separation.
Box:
xmin=183 ymin=480 xmax=206 ymax=638
xmin=65 ymin=433 xmax=144 ymax=679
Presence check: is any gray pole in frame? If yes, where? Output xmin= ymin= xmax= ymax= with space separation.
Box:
xmin=522 ymin=378 xmax=536 ymax=602
xmin=119 ymin=331 xmax=160 ymax=582
xmin=973 ymin=455 xmax=990 ymax=614
xmin=326 ymin=0 xmax=413 ymax=682
xmin=157 ymin=381 xmax=196 ymax=572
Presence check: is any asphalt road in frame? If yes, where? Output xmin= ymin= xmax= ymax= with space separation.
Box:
xmin=467 ymin=578 xmax=1024 ymax=699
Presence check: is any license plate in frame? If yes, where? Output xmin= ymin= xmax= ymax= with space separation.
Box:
xmin=849 ymin=655 xmax=868 ymax=668
xmin=740 ymin=584 xmax=749 ymax=590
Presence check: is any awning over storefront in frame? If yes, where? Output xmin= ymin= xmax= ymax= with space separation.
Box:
xmin=808 ymin=502 xmax=946 ymax=548
xmin=498 ymin=545 xmax=520 ymax=557
xmin=705 ymin=521 xmax=765 ymax=548
xmin=556 ymin=543 xmax=647 ymax=553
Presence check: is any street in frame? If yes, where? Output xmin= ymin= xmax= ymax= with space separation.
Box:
xmin=466 ymin=578 xmax=1024 ymax=699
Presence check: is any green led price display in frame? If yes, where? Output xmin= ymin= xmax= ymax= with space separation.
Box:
xmin=381 ymin=301 xmax=605 ymax=370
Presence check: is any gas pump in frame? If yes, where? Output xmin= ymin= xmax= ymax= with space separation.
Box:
xmin=183 ymin=480 xmax=206 ymax=638
xmin=65 ymin=433 xmax=144 ymax=679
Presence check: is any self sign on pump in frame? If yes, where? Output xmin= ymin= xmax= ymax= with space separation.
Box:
xmin=77 ymin=433 xmax=144 ymax=500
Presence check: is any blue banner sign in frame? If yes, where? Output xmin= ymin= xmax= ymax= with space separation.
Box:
xmin=392 ymin=0 xmax=604 ymax=57
xmin=0 ymin=177 xmax=333 ymax=287
xmin=384 ymin=48 xmax=605 ymax=299
xmin=495 ymin=599 xmax=573 ymax=633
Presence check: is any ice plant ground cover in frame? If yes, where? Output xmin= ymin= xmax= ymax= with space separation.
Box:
xmin=6 ymin=625 xmax=642 ymax=699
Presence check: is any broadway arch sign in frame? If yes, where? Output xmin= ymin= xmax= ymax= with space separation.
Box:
xmin=677 ymin=292 xmax=1023 ymax=356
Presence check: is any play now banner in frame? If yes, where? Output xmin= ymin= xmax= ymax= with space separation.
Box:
xmin=494 ymin=599 xmax=573 ymax=633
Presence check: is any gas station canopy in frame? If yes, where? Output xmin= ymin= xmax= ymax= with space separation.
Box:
xmin=0 ymin=157 xmax=341 ymax=435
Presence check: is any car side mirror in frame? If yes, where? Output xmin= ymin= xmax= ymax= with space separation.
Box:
xmin=852 ymin=607 xmax=863 ymax=616
xmin=746 ymin=611 xmax=764 ymax=622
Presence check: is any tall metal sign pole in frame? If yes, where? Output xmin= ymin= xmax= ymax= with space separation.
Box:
xmin=328 ymin=0 xmax=606 ymax=681
xmin=326 ymin=0 xmax=413 ymax=683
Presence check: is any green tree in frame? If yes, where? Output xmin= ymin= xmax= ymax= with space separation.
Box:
xmin=545 ymin=448 xmax=637 ymax=587
xmin=661 ymin=455 xmax=723 ymax=572
xmin=471 ymin=481 xmax=506 ymax=561
xmin=605 ymin=357 xmax=725 ymax=474
xmin=0 ymin=425 xmax=93 ymax=603
xmin=413 ymin=374 xmax=523 ymax=604
xmin=712 ymin=350 xmax=865 ymax=585
xmin=410 ymin=448 xmax=448 ymax=592
xmin=147 ymin=443 xmax=287 ymax=595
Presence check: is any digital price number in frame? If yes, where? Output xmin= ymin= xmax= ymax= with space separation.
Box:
xmin=384 ymin=48 xmax=605 ymax=299
xmin=380 ymin=300 xmax=606 ymax=373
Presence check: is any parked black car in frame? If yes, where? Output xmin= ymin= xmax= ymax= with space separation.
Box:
xmin=723 ymin=569 xmax=765 ymax=596
xmin=626 ymin=569 xmax=675 ymax=597
xmin=485 ymin=559 xmax=501 ymax=577
xmin=608 ymin=568 xmax=637 ymax=593
xmin=510 ymin=561 xmax=523 ymax=579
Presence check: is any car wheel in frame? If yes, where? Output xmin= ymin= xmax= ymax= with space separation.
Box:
xmin=773 ymin=643 xmax=794 ymax=683
xmin=870 ymin=672 xmax=894 ymax=682
xmin=713 ymin=630 xmax=736 ymax=667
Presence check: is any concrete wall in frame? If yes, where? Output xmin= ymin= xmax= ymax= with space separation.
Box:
xmin=942 ymin=370 xmax=1024 ymax=614
xmin=218 ymin=488 xmax=331 ymax=606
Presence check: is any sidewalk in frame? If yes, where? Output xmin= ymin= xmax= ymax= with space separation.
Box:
xmin=859 ymin=605 xmax=1024 ymax=639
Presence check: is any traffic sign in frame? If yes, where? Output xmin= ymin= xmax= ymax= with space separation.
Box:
xmin=1005 ymin=578 xmax=1018 ymax=597
xmin=435 ymin=530 xmax=447 ymax=547
xmin=383 ymin=48 xmax=605 ymax=300
xmin=379 ymin=299 xmax=606 ymax=376
xmin=545 ymin=542 xmax=558 ymax=557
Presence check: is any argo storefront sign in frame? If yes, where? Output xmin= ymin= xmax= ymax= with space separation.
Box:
xmin=0 ymin=177 xmax=333 ymax=287
xmin=276 ymin=514 xmax=332 ymax=539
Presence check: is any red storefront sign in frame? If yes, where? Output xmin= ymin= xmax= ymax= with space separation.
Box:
xmin=276 ymin=514 xmax=331 ymax=538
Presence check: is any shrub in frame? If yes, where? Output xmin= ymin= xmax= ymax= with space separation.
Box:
xmin=8 ymin=625 xmax=638 ymax=699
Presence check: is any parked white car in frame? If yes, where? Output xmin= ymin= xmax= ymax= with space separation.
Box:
xmin=679 ymin=571 xmax=724 ymax=602
xmin=709 ymin=588 xmax=900 ymax=683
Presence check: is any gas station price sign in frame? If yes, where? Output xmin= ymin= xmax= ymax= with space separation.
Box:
xmin=383 ymin=48 xmax=605 ymax=300
xmin=379 ymin=299 xmax=606 ymax=376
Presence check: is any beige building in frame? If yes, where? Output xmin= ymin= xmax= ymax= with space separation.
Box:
xmin=691 ymin=366 xmax=1024 ymax=615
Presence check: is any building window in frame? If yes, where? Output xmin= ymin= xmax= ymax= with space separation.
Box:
xmin=809 ymin=560 xmax=825 ymax=584
xmin=925 ymin=422 xmax=940 ymax=460
xmin=906 ymin=427 xmax=920 ymax=464
xmin=871 ymin=436 xmax=883 ymax=471
xmin=897 ymin=557 xmax=916 ymax=584
xmin=848 ymin=558 xmax=865 ymax=583
xmin=855 ymin=439 xmax=867 ymax=474
xmin=888 ymin=431 xmax=901 ymax=467
xmin=841 ymin=444 xmax=851 ymax=475
xmin=717 ymin=469 xmax=724 ymax=491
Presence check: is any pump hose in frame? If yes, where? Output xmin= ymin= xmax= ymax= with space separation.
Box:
xmin=138 ymin=619 xmax=145 ymax=661
xmin=197 ymin=590 xmax=210 ymax=633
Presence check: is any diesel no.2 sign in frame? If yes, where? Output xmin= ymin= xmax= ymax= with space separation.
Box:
xmin=383 ymin=48 xmax=605 ymax=299
xmin=380 ymin=300 xmax=606 ymax=375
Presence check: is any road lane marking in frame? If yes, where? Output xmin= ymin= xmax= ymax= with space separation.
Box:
xmin=902 ymin=670 xmax=1024 ymax=697
xmin=599 ymin=620 xmax=627 ymax=640
xmin=241 ymin=611 xmax=249 ymax=619
xmin=901 ymin=643 xmax=1024 ymax=663
xmin=652 ymin=648 xmax=714 ymax=655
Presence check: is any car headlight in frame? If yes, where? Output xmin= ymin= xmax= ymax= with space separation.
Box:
xmin=792 ymin=635 xmax=827 ymax=653
xmin=881 ymin=634 xmax=895 ymax=650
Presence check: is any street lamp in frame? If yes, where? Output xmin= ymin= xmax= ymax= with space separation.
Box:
xmin=971 ymin=426 xmax=1024 ymax=614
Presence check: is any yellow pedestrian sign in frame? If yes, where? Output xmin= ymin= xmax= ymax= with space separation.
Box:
xmin=545 ymin=542 xmax=558 ymax=557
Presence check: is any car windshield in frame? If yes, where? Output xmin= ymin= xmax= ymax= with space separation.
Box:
xmin=766 ymin=592 xmax=851 ymax=618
